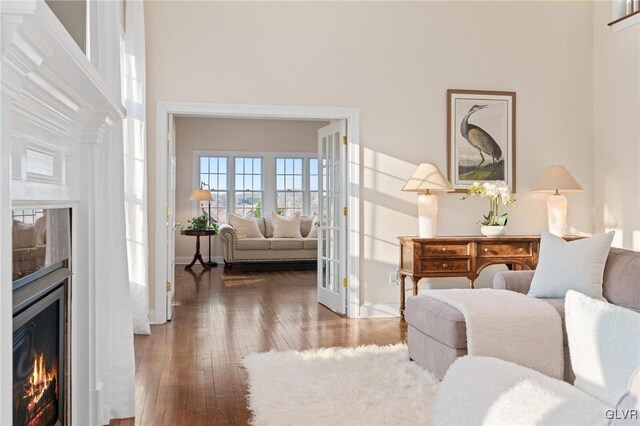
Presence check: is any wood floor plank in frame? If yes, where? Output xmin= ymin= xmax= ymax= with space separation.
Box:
xmin=110 ymin=266 xmax=406 ymax=425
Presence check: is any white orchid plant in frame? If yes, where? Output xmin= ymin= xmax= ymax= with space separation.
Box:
xmin=462 ymin=181 xmax=516 ymax=227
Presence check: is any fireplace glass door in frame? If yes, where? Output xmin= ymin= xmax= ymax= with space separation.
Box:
xmin=12 ymin=208 xmax=71 ymax=287
xmin=13 ymin=284 xmax=65 ymax=426
xmin=12 ymin=207 xmax=70 ymax=426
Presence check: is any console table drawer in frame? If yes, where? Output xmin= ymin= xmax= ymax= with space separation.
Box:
xmin=419 ymin=259 xmax=470 ymax=273
xmin=478 ymin=242 xmax=532 ymax=257
xmin=420 ymin=243 xmax=471 ymax=256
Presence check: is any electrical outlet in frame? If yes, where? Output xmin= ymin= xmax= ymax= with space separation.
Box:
xmin=389 ymin=272 xmax=399 ymax=286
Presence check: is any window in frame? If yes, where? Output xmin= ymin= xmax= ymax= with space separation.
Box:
xmin=199 ymin=156 xmax=228 ymax=222
xmin=276 ymin=158 xmax=304 ymax=215
xmin=309 ymin=158 xmax=319 ymax=216
xmin=196 ymin=152 xmax=318 ymax=222
xmin=234 ymin=157 xmax=263 ymax=217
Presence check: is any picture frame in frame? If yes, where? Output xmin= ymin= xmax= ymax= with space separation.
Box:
xmin=447 ymin=89 xmax=516 ymax=192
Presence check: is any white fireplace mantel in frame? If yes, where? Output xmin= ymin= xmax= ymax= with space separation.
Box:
xmin=1 ymin=1 xmax=125 ymax=424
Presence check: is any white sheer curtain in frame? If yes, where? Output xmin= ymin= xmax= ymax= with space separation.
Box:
xmin=96 ymin=120 xmax=136 ymax=422
xmin=123 ymin=0 xmax=150 ymax=335
xmin=93 ymin=0 xmax=138 ymax=421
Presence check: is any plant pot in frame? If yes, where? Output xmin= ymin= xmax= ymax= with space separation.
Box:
xmin=480 ymin=225 xmax=506 ymax=237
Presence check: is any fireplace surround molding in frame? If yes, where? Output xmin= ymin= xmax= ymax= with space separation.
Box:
xmin=1 ymin=1 xmax=126 ymax=424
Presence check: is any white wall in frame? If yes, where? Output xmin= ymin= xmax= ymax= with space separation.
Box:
xmin=146 ymin=1 xmax=595 ymax=309
xmin=174 ymin=117 xmax=327 ymax=260
xmin=593 ymin=2 xmax=640 ymax=250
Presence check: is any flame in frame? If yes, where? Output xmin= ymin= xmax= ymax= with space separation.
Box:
xmin=23 ymin=353 xmax=57 ymax=412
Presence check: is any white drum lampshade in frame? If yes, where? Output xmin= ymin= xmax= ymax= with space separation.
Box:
xmin=402 ymin=163 xmax=454 ymax=238
xmin=532 ymin=165 xmax=583 ymax=237
xmin=189 ymin=189 xmax=213 ymax=218
xmin=189 ymin=189 xmax=213 ymax=202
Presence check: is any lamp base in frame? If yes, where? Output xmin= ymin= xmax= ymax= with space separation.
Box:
xmin=418 ymin=193 xmax=438 ymax=238
xmin=547 ymin=194 xmax=567 ymax=237
xmin=205 ymin=260 xmax=218 ymax=268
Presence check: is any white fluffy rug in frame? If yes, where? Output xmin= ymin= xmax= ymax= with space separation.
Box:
xmin=242 ymin=344 xmax=439 ymax=426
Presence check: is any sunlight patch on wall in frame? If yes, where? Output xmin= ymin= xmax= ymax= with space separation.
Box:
xmin=605 ymin=228 xmax=623 ymax=248
xmin=632 ymin=230 xmax=640 ymax=252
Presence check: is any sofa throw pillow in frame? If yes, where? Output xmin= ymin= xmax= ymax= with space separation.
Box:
xmin=565 ymin=290 xmax=640 ymax=407
xmin=228 ymin=213 xmax=264 ymax=239
xmin=271 ymin=211 xmax=302 ymax=238
xmin=306 ymin=215 xmax=319 ymax=238
xmin=300 ymin=216 xmax=313 ymax=237
xmin=528 ymin=231 xmax=614 ymax=300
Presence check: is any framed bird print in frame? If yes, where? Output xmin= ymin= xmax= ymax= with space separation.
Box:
xmin=447 ymin=89 xmax=516 ymax=192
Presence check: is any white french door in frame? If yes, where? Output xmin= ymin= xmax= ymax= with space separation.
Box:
xmin=317 ymin=120 xmax=348 ymax=315
xmin=166 ymin=115 xmax=177 ymax=320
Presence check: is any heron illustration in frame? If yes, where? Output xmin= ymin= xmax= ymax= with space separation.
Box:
xmin=460 ymin=104 xmax=502 ymax=174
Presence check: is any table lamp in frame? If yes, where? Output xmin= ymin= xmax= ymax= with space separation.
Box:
xmin=189 ymin=188 xmax=216 ymax=266
xmin=402 ymin=163 xmax=454 ymax=238
xmin=532 ymin=165 xmax=583 ymax=237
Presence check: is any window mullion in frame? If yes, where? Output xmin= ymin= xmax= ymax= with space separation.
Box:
xmin=303 ymin=156 xmax=310 ymax=216
xmin=229 ymin=155 xmax=235 ymax=216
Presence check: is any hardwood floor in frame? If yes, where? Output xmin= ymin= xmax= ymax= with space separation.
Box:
xmin=111 ymin=265 xmax=406 ymax=426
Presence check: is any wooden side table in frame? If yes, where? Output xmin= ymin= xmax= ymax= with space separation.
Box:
xmin=180 ymin=229 xmax=216 ymax=269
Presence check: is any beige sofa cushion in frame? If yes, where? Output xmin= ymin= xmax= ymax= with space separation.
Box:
xmin=270 ymin=238 xmax=304 ymax=250
xmin=303 ymin=238 xmax=317 ymax=250
xmin=264 ymin=215 xmax=314 ymax=238
xmin=409 ymin=294 xmax=570 ymax=350
xmin=228 ymin=213 xmax=264 ymax=239
xmin=264 ymin=217 xmax=274 ymax=238
xmin=603 ymin=248 xmax=640 ymax=312
xmin=306 ymin=215 xmax=319 ymax=238
xmin=565 ymin=290 xmax=640 ymax=407
xmin=529 ymin=231 xmax=614 ymax=300
xmin=271 ymin=212 xmax=303 ymax=238
xmin=541 ymin=299 xmax=568 ymax=346
xmin=236 ymin=238 xmax=270 ymax=250
xmin=406 ymin=296 xmax=466 ymax=349
xmin=255 ymin=217 xmax=266 ymax=237
xmin=300 ymin=216 xmax=313 ymax=237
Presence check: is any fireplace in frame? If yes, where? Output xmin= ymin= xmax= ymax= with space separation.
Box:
xmin=13 ymin=209 xmax=70 ymax=426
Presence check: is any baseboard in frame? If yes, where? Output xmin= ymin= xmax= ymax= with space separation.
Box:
xmin=175 ymin=256 xmax=224 ymax=265
xmin=359 ymin=303 xmax=401 ymax=318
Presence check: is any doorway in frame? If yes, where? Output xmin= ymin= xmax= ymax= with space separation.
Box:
xmin=153 ymin=103 xmax=361 ymax=324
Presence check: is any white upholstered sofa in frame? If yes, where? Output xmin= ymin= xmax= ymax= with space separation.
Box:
xmin=219 ymin=215 xmax=317 ymax=267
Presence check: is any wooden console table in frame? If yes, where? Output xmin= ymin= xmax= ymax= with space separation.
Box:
xmin=398 ymin=235 xmax=546 ymax=320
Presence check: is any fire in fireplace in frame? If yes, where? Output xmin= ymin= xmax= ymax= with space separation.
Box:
xmin=13 ymin=298 xmax=63 ymax=426
xmin=24 ymin=353 xmax=58 ymax=413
